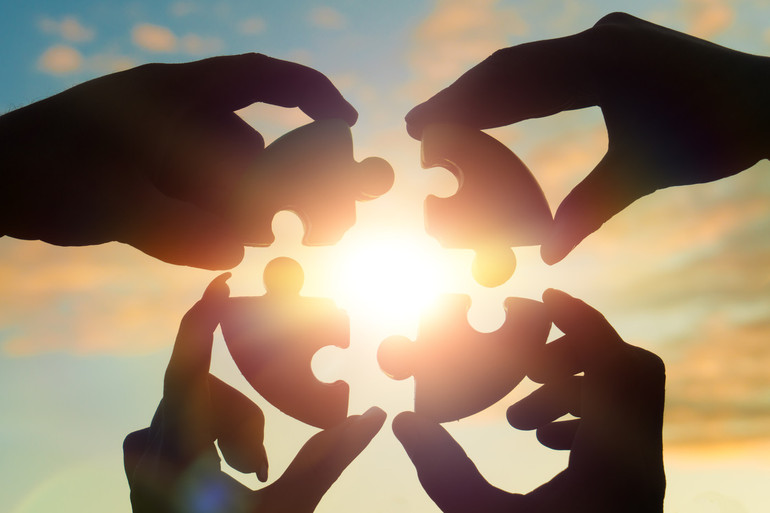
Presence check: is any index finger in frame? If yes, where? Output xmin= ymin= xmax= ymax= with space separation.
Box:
xmin=405 ymin=31 xmax=597 ymax=140
xmin=164 ymin=273 xmax=231 ymax=397
xmin=177 ymin=53 xmax=358 ymax=125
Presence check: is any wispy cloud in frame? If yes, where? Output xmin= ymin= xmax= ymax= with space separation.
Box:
xmin=38 ymin=15 xmax=95 ymax=42
xmin=308 ymin=6 xmax=347 ymax=30
xmin=238 ymin=17 xmax=267 ymax=36
xmin=0 ymin=240 xmax=209 ymax=356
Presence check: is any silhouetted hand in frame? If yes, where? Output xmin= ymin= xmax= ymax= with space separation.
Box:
xmin=123 ymin=273 xmax=386 ymax=513
xmin=393 ymin=289 xmax=665 ymax=513
xmin=406 ymin=12 xmax=770 ymax=264
xmin=0 ymin=53 xmax=357 ymax=269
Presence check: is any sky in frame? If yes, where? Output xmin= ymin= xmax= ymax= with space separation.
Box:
xmin=1 ymin=0 xmax=770 ymax=511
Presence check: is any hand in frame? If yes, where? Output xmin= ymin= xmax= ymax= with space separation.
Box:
xmin=0 ymin=53 xmax=357 ymax=270
xmin=393 ymin=289 xmax=666 ymax=513
xmin=406 ymin=12 xmax=770 ymax=264
xmin=123 ymin=274 xmax=386 ymax=512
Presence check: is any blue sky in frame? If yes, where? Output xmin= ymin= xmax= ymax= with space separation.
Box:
xmin=2 ymin=0 xmax=770 ymax=512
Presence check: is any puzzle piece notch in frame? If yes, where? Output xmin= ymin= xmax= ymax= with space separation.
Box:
xmin=377 ymin=294 xmax=550 ymax=423
xmin=227 ymin=119 xmax=395 ymax=247
xmin=219 ymin=257 xmax=350 ymax=429
xmin=421 ymin=123 xmax=553 ymax=287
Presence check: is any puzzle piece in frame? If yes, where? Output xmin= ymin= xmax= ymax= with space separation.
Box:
xmin=421 ymin=124 xmax=553 ymax=287
xmin=227 ymin=118 xmax=395 ymax=246
xmin=219 ymin=257 xmax=349 ymax=429
xmin=377 ymin=294 xmax=550 ymax=423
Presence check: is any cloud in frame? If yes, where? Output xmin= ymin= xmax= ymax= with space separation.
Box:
xmin=682 ymin=0 xmax=735 ymax=38
xmin=663 ymin=314 xmax=770 ymax=447
xmin=308 ymin=6 xmax=347 ymax=30
xmin=0 ymin=240 xmax=208 ymax=356
xmin=38 ymin=16 xmax=95 ymax=42
xmin=132 ymin=23 xmax=177 ymax=52
xmin=37 ymin=44 xmax=83 ymax=75
xmin=406 ymin=0 xmax=529 ymax=100
xmin=238 ymin=17 xmax=267 ymax=35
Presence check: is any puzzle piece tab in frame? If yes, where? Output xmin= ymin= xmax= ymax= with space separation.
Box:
xmin=377 ymin=294 xmax=550 ymax=423
xmin=219 ymin=257 xmax=349 ymax=429
xmin=421 ymin=124 xmax=553 ymax=287
xmin=228 ymin=119 xmax=394 ymax=246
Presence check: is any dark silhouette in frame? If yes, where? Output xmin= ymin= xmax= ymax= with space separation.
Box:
xmin=0 ymin=53 xmax=358 ymax=270
xmin=406 ymin=12 xmax=770 ymax=265
xmin=220 ymin=257 xmax=350 ymax=429
xmin=123 ymin=273 xmax=386 ymax=513
xmin=393 ymin=289 xmax=666 ymax=513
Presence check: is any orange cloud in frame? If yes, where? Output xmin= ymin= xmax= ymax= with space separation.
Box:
xmin=37 ymin=44 xmax=83 ymax=75
xmin=406 ymin=0 xmax=528 ymax=100
xmin=0 ymin=240 xmax=210 ymax=356
xmin=663 ymin=313 xmax=770 ymax=447
xmin=682 ymin=0 xmax=735 ymax=38
xmin=132 ymin=23 xmax=177 ymax=52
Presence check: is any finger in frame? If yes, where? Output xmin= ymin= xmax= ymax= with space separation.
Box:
xmin=506 ymin=377 xmax=582 ymax=430
xmin=405 ymin=32 xmax=597 ymax=139
xmin=258 ymin=407 xmax=386 ymax=512
xmin=540 ymin=152 xmax=655 ymax=265
xmin=209 ymin=375 xmax=269 ymax=480
xmin=178 ymin=53 xmax=358 ymax=125
xmin=116 ymin=181 xmax=244 ymax=270
xmin=538 ymin=288 xmax=627 ymax=374
xmin=164 ymin=274 xmax=230 ymax=406
xmin=393 ymin=411 xmax=522 ymax=513
xmin=536 ymin=419 xmax=581 ymax=451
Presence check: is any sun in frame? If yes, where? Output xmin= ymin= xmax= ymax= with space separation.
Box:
xmin=330 ymin=232 xmax=454 ymax=331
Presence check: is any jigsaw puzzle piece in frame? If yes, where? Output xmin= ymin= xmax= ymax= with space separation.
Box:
xmin=377 ymin=294 xmax=550 ymax=423
xmin=421 ymin=123 xmax=553 ymax=287
xmin=227 ymin=119 xmax=394 ymax=246
xmin=219 ymin=257 xmax=349 ymax=429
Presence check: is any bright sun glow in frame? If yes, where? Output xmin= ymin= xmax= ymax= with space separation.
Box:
xmin=331 ymin=233 xmax=449 ymax=330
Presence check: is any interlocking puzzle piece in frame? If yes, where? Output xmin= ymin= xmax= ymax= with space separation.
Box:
xmin=421 ymin=124 xmax=553 ymax=287
xmin=219 ymin=257 xmax=349 ymax=429
xmin=377 ymin=294 xmax=550 ymax=423
xmin=228 ymin=119 xmax=394 ymax=246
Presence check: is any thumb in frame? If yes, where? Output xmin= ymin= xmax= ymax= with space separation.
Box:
xmin=256 ymin=407 xmax=386 ymax=512
xmin=117 ymin=180 xmax=244 ymax=270
xmin=540 ymin=152 xmax=654 ymax=265
xmin=393 ymin=412 xmax=522 ymax=513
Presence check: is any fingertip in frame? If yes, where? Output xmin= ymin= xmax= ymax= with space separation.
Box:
xmin=392 ymin=410 xmax=417 ymax=438
xmin=405 ymin=106 xmax=427 ymax=140
xmin=541 ymin=287 xmax=571 ymax=303
xmin=202 ymin=272 xmax=232 ymax=300
xmin=357 ymin=406 xmax=387 ymax=431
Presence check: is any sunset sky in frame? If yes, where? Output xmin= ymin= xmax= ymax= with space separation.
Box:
xmin=2 ymin=0 xmax=770 ymax=512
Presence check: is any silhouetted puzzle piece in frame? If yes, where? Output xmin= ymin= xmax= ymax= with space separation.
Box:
xmin=421 ymin=124 xmax=553 ymax=287
xmin=377 ymin=294 xmax=550 ymax=423
xmin=220 ymin=257 xmax=349 ymax=429
xmin=228 ymin=119 xmax=394 ymax=246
